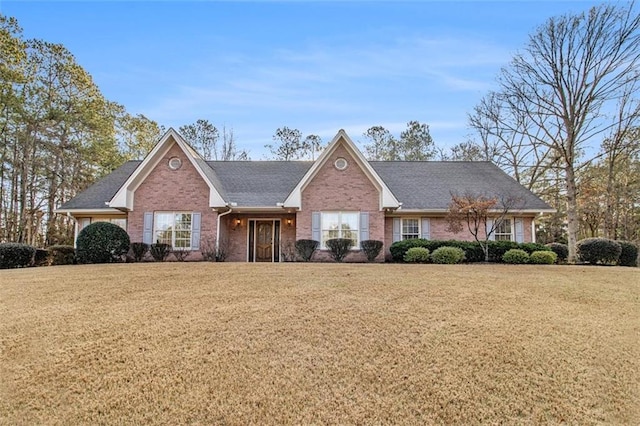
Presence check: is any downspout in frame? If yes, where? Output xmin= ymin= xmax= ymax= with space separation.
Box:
xmin=216 ymin=206 xmax=233 ymax=252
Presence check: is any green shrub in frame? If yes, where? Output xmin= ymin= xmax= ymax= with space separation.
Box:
xmin=431 ymin=246 xmax=466 ymax=264
xmin=150 ymin=243 xmax=171 ymax=262
xmin=546 ymin=243 xmax=568 ymax=263
xmin=617 ymin=241 xmax=638 ymax=267
xmin=325 ymin=238 xmax=353 ymax=262
xmin=360 ymin=240 xmax=383 ymax=262
xmin=404 ymin=247 xmax=430 ymax=263
xmin=390 ymin=239 xmax=484 ymax=263
xmin=131 ymin=242 xmax=149 ymax=262
xmin=529 ymin=250 xmax=557 ymax=265
xmin=33 ymin=248 xmax=49 ymax=267
xmin=48 ymin=245 xmax=76 ymax=265
xmin=577 ymin=238 xmax=621 ymax=265
xmin=502 ymin=249 xmax=530 ymax=264
xmin=76 ymin=222 xmax=130 ymax=264
xmin=0 ymin=243 xmax=36 ymax=269
xmin=295 ymin=239 xmax=319 ymax=262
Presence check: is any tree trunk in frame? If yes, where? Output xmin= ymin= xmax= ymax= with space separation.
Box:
xmin=565 ymin=164 xmax=579 ymax=263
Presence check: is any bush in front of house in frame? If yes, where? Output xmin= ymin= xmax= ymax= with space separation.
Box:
xmin=404 ymin=247 xmax=430 ymax=263
xmin=360 ymin=240 xmax=383 ymax=262
xmin=431 ymin=246 xmax=466 ymax=264
xmin=150 ymin=243 xmax=171 ymax=262
xmin=546 ymin=242 xmax=568 ymax=263
xmin=48 ymin=245 xmax=76 ymax=265
xmin=529 ymin=250 xmax=558 ymax=265
xmin=577 ymin=238 xmax=622 ymax=265
xmin=325 ymin=238 xmax=353 ymax=262
xmin=295 ymin=239 xmax=319 ymax=262
xmin=616 ymin=241 xmax=638 ymax=267
xmin=33 ymin=248 xmax=49 ymax=267
xmin=76 ymin=222 xmax=130 ymax=264
xmin=0 ymin=243 xmax=36 ymax=269
xmin=131 ymin=242 xmax=149 ymax=262
xmin=172 ymin=249 xmax=189 ymax=262
xmin=502 ymin=249 xmax=530 ymax=264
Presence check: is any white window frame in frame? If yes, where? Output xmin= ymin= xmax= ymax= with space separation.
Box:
xmin=494 ymin=218 xmax=513 ymax=241
xmin=401 ymin=218 xmax=420 ymax=240
xmin=321 ymin=211 xmax=359 ymax=249
xmin=154 ymin=212 xmax=193 ymax=250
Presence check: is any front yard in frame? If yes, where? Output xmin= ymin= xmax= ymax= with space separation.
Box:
xmin=1 ymin=263 xmax=638 ymax=424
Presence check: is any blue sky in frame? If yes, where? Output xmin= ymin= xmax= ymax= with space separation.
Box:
xmin=2 ymin=0 xmax=604 ymax=158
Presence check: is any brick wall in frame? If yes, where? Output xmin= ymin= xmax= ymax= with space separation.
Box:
xmin=297 ymin=142 xmax=384 ymax=262
xmin=384 ymin=216 xmax=536 ymax=258
xmin=128 ymin=142 xmax=217 ymax=260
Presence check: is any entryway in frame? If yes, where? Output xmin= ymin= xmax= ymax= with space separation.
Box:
xmin=248 ymin=219 xmax=281 ymax=262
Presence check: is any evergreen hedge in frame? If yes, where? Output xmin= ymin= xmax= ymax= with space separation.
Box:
xmin=0 ymin=243 xmax=36 ymax=269
xmin=76 ymin=222 xmax=130 ymax=264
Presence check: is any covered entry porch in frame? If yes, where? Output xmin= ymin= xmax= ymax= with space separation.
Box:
xmin=222 ymin=213 xmax=296 ymax=262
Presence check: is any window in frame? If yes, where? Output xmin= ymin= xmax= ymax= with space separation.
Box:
xmin=494 ymin=218 xmax=513 ymax=241
xmin=321 ymin=211 xmax=359 ymax=248
xmin=154 ymin=212 xmax=192 ymax=249
xmin=401 ymin=218 xmax=420 ymax=240
xmin=80 ymin=217 xmax=126 ymax=231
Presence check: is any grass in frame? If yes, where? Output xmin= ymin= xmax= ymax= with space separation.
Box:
xmin=1 ymin=263 xmax=639 ymax=425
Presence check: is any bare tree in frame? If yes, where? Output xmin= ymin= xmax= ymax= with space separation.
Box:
xmin=481 ymin=3 xmax=640 ymax=262
xmin=265 ymin=127 xmax=303 ymax=160
xmin=446 ymin=192 xmax=523 ymax=262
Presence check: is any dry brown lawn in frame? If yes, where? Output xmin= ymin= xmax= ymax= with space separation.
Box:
xmin=1 ymin=263 xmax=638 ymax=425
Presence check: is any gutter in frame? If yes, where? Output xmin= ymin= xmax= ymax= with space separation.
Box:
xmin=216 ymin=203 xmax=235 ymax=252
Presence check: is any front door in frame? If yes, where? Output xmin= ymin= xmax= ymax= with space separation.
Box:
xmin=255 ymin=221 xmax=273 ymax=262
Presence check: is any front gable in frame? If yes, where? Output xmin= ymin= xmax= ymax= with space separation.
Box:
xmin=283 ymin=130 xmax=400 ymax=211
xmin=109 ymin=128 xmax=226 ymax=210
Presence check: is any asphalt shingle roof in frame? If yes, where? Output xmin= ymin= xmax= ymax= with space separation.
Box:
xmin=58 ymin=160 xmax=551 ymax=211
xmin=58 ymin=161 xmax=140 ymax=210
xmin=370 ymin=161 xmax=551 ymax=211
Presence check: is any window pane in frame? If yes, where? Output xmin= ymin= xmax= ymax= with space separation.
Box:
xmin=341 ymin=213 xmax=358 ymax=231
xmin=322 ymin=213 xmax=340 ymax=231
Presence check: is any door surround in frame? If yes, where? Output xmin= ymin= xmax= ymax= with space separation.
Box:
xmin=247 ymin=219 xmax=281 ymax=262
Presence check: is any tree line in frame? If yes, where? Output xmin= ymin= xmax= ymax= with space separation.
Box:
xmin=2 ymin=3 xmax=640 ymax=260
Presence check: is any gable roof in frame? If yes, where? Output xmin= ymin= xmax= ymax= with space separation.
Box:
xmin=56 ymin=130 xmax=553 ymax=214
xmin=109 ymin=128 xmax=227 ymax=210
xmin=283 ymin=129 xmax=401 ymax=210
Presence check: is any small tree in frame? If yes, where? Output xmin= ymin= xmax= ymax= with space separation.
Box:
xmin=446 ymin=191 xmax=521 ymax=262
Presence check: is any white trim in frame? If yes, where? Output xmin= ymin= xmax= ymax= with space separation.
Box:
xmin=531 ymin=217 xmax=536 ymax=243
xmin=400 ymin=217 xmax=421 ymax=240
xmin=283 ymin=130 xmax=400 ymax=210
xmin=54 ymin=208 xmax=126 ymax=215
xmin=319 ymin=211 xmax=360 ymax=250
xmin=153 ymin=211 xmax=194 ymax=250
xmin=109 ymin=128 xmax=226 ymax=210
xmin=494 ymin=217 xmax=514 ymax=241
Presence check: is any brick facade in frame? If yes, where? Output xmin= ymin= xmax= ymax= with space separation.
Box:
xmin=297 ymin=143 xmax=385 ymax=262
xmin=128 ymin=142 xmax=217 ymax=260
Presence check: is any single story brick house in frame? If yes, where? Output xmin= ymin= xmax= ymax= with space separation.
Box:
xmin=56 ymin=129 xmax=553 ymax=262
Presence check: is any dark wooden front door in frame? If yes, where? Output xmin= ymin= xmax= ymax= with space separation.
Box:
xmin=255 ymin=221 xmax=273 ymax=262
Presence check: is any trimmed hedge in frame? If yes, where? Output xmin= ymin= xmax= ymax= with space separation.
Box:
xmin=48 ymin=245 xmax=76 ymax=265
xmin=150 ymin=243 xmax=171 ymax=262
xmin=360 ymin=240 xmax=383 ymax=262
xmin=617 ymin=241 xmax=638 ymax=267
xmin=0 ymin=243 xmax=36 ymax=269
xmin=546 ymin=243 xmax=568 ymax=263
xmin=577 ymin=238 xmax=621 ymax=265
xmin=131 ymin=242 xmax=149 ymax=262
xmin=295 ymin=239 xmax=319 ymax=262
xmin=76 ymin=222 xmax=130 ymax=264
xmin=325 ymin=238 xmax=353 ymax=262
xmin=529 ymin=250 xmax=557 ymax=265
xmin=33 ymin=248 xmax=49 ymax=267
xmin=404 ymin=247 xmax=430 ymax=263
xmin=502 ymin=249 xmax=530 ymax=264
xmin=389 ymin=239 xmax=551 ymax=263
xmin=431 ymin=246 xmax=465 ymax=264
